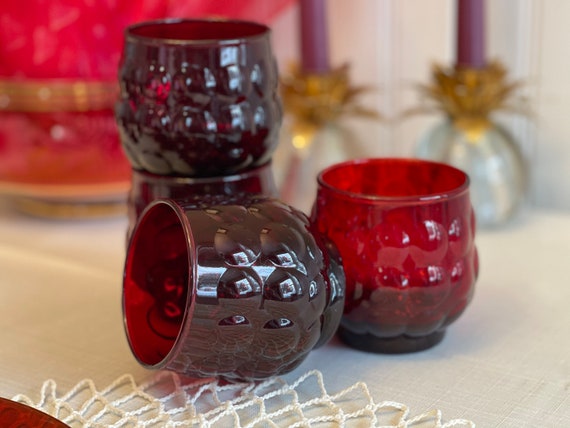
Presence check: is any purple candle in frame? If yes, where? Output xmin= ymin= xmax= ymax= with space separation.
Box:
xmin=299 ymin=0 xmax=330 ymax=73
xmin=456 ymin=0 xmax=486 ymax=68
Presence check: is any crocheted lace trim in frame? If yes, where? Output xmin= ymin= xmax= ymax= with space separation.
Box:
xmin=13 ymin=370 xmax=475 ymax=427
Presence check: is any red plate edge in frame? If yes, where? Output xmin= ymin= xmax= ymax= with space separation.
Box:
xmin=0 ymin=397 xmax=69 ymax=427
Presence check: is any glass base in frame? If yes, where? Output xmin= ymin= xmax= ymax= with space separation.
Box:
xmin=337 ymin=326 xmax=446 ymax=354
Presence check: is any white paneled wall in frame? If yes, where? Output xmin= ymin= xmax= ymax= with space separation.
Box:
xmin=272 ymin=0 xmax=570 ymax=210
xmin=533 ymin=0 xmax=570 ymax=209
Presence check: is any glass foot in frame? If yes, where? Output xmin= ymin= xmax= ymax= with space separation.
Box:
xmin=337 ymin=326 xmax=446 ymax=354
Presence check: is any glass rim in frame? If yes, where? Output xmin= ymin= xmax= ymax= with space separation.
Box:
xmin=317 ymin=158 xmax=470 ymax=204
xmin=125 ymin=18 xmax=271 ymax=46
xmin=124 ymin=198 xmax=196 ymax=370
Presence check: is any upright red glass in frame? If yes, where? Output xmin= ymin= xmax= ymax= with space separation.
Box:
xmin=115 ymin=19 xmax=282 ymax=177
xmin=126 ymin=161 xmax=277 ymax=239
xmin=311 ymin=158 xmax=478 ymax=353
xmin=123 ymin=196 xmax=344 ymax=380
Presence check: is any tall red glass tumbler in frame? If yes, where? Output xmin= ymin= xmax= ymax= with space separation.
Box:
xmin=123 ymin=195 xmax=345 ymax=380
xmin=311 ymin=158 xmax=478 ymax=353
xmin=115 ymin=19 xmax=282 ymax=177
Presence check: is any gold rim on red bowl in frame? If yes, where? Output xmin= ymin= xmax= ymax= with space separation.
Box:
xmin=0 ymin=78 xmax=118 ymax=112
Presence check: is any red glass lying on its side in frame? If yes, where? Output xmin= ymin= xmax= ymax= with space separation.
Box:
xmin=123 ymin=196 xmax=344 ymax=380
xmin=115 ymin=19 xmax=282 ymax=177
xmin=311 ymin=158 xmax=478 ymax=353
xmin=126 ymin=162 xmax=277 ymax=239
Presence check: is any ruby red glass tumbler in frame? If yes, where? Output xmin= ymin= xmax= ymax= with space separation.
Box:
xmin=126 ymin=161 xmax=277 ymax=239
xmin=311 ymin=158 xmax=478 ymax=353
xmin=115 ymin=19 xmax=282 ymax=177
xmin=123 ymin=196 xmax=344 ymax=380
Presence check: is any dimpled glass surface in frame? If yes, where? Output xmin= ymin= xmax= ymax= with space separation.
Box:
xmin=312 ymin=159 xmax=478 ymax=352
xmin=124 ymin=196 xmax=344 ymax=380
xmin=126 ymin=162 xmax=277 ymax=240
xmin=115 ymin=20 xmax=282 ymax=177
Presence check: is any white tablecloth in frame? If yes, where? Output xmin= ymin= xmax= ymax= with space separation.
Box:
xmin=0 ymin=202 xmax=569 ymax=427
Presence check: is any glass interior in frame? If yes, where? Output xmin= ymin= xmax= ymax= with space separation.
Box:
xmin=123 ymin=202 xmax=190 ymax=366
xmin=319 ymin=158 xmax=468 ymax=200
xmin=129 ymin=19 xmax=268 ymax=42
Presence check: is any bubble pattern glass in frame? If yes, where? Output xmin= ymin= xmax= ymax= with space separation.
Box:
xmin=115 ymin=19 xmax=282 ymax=177
xmin=311 ymin=158 xmax=478 ymax=353
xmin=126 ymin=162 xmax=277 ymax=240
xmin=124 ymin=195 xmax=344 ymax=380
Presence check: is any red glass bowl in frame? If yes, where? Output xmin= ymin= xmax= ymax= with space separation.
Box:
xmin=123 ymin=196 xmax=344 ymax=380
xmin=0 ymin=1 xmax=167 ymax=217
xmin=116 ymin=19 xmax=282 ymax=177
xmin=0 ymin=79 xmax=131 ymax=217
xmin=311 ymin=158 xmax=478 ymax=353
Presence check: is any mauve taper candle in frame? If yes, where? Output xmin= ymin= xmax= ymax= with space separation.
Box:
xmin=456 ymin=0 xmax=486 ymax=68
xmin=299 ymin=0 xmax=330 ymax=73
